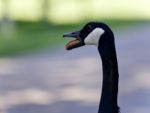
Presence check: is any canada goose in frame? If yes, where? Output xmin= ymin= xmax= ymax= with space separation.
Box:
xmin=63 ymin=22 xmax=120 ymax=113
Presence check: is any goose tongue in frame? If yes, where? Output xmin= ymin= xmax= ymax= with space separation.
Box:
xmin=65 ymin=39 xmax=82 ymax=50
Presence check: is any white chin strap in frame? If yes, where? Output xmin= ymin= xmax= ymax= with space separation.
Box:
xmin=84 ymin=28 xmax=104 ymax=46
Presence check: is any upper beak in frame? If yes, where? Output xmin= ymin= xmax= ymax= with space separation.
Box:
xmin=63 ymin=30 xmax=85 ymax=50
xmin=63 ymin=30 xmax=80 ymax=38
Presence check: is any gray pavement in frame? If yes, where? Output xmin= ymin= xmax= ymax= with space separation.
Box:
xmin=0 ymin=23 xmax=150 ymax=113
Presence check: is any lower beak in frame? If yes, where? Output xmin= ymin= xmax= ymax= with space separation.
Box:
xmin=63 ymin=30 xmax=85 ymax=50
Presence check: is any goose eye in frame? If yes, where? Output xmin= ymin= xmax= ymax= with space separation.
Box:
xmin=87 ymin=25 xmax=92 ymax=31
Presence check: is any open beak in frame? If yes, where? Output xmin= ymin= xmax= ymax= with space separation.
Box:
xmin=63 ymin=30 xmax=85 ymax=50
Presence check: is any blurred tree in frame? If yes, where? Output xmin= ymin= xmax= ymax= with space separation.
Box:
xmin=2 ymin=0 xmax=9 ymax=19
xmin=42 ymin=0 xmax=49 ymax=25
xmin=0 ymin=0 xmax=16 ymax=38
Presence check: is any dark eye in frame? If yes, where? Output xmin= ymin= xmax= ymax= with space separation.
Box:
xmin=87 ymin=25 xmax=92 ymax=31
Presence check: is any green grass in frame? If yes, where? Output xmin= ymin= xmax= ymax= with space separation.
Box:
xmin=0 ymin=22 xmax=73 ymax=56
xmin=0 ymin=20 xmax=148 ymax=56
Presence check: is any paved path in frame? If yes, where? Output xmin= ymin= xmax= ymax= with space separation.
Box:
xmin=0 ymin=23 xmax=150 ymax=113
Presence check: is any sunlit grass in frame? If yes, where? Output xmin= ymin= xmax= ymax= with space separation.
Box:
xmin=0 ymin=0 xmax=150 ymax=24
xmin=49 ymin=0 xmax=150 ymax=24
xmin=9 ymin=0 xmax=42 ymax=21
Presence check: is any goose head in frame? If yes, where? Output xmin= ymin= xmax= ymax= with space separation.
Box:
xmin=63 ymin=22 xmax=114 ymax=50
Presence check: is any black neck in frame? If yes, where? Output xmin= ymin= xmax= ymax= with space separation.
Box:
xmin=98 ymin=40 xmax=119 ymax=113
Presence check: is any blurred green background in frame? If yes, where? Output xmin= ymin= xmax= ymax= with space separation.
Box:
xmin=0 ymin=0 xmax=149 ymax=56
xmin=0 ymin=1 xmax=150 ymax=113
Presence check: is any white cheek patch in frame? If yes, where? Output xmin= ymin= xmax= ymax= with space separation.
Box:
xmin=84 ymin=28 xmax=104 ymax=46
